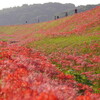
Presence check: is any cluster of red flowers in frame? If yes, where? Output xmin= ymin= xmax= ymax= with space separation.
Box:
xmin=0 ymin=42 xmax=100 ymax=100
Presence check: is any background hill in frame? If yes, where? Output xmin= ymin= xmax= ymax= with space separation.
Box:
xmin=0 ymin=2 xmax=99 ymax=25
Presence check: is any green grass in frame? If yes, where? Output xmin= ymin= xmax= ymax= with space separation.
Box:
xmin=0 ymin=36 xmax=12 ymax=41
xmin=28 ymin=34 xmax=100 ymax=54
xmin=0 ymin=26 xmax=17 ymax=34
xmin=0 ymin=38 xmax=8 ymax=41
xmin=87 ymin=26 xmax=100 ymax=33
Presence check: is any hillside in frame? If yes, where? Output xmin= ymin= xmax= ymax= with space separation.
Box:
xmin=0 ymin=6 xmax=100 ymax=100
xmin=0 ymin=2 xmax=99 ymax=25
xmin=0 ymin=2 xmax=75 ymax=25
xmin=0 ymin=6 xmax=100 ymax=46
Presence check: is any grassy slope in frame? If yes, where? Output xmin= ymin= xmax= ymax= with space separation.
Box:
xmin=0 ymin=6 xmax=99 ymax=54
xmin=0 ymin=6 xmax=100 ymax=45
xmin=28 ymin=34 xmax=100 ymax=54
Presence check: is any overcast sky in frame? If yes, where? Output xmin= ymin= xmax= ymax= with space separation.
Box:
xmin=0 ymin=0 xmax=100 ymax=10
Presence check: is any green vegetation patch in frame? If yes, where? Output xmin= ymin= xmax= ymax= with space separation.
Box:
xmin=87 ymin=26 xmax=100 ymax=33
xmin=28 ymin=34 xmax=100 ymax=54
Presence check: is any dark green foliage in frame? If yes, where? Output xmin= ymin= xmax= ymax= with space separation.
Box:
xmin=64 ymin=70 xmax=93 ymax=86
xmin=74 ymin=73 xmax=93 ymax=86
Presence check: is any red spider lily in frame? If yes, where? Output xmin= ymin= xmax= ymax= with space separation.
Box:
xmin=0 ymin=6 xmax=100 ymax=99
xmin=76 ymin=95 xmax=91 ymax=100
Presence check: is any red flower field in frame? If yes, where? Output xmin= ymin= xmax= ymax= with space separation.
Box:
xmin=0 ymin=6 xmax=100 ymax=100
xmin=0 ymin=41 xmax=100 ymax=100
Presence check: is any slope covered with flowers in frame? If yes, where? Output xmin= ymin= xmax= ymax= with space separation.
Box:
xmin=0 ymin=6 xmax=100 ymax=44
xmin=0 ymin=41 xmax=100 ymax=100
xmin=0 ymin=6 xmax=100 ymax=100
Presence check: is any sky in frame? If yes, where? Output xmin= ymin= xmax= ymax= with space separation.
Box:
xmin=0 ymin=0 xmax=100 ymax=10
